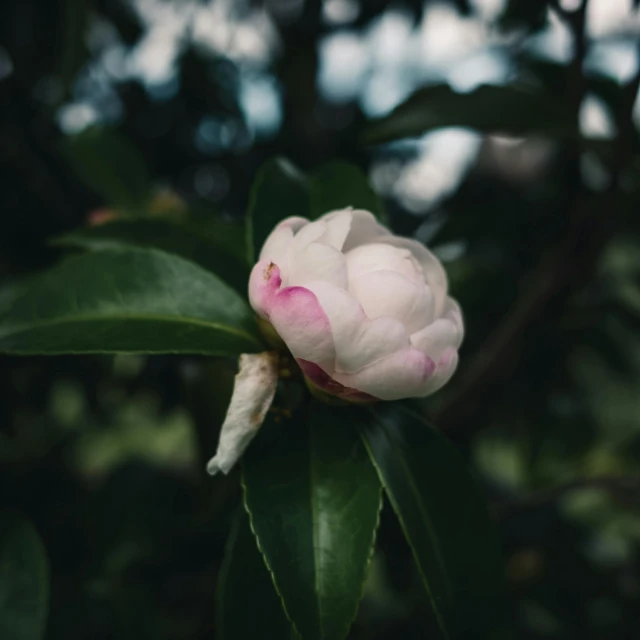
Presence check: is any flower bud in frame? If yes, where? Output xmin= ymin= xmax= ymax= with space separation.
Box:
xmin=249 ymin=208 xmax=463 ymax=401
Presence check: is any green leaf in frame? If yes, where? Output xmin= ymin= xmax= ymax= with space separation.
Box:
xmin=242 ymin=402 xmax=382 ymax=640
xmin=61 ymin=127 xmax=151 ymax=209
xmin=188 ymin=211 xmax=248 ymax=263
xmin=310 ymin=162 xmax=386 ymax=221
xmin=361 ymin=84 xmax=574 ymax=145
xmin=54 ymin=218 xmax=250 ymax=295
xmin=217 ymin=510 xmax=295 ymax=640
xmin=0 ymin=277 xmax=34 ymax=320
xmin=0 ymin=247 xmax=262 ymax=355
xmin=358 ymin=403 xmax=504 ymax=639
xmin=0 ymin=512 xmax=49 ymax=640
xmin=246 ymin=157 xmax=310 ymax=262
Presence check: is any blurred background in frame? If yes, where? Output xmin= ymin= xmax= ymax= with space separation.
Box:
xmin=1 ymin=0 xmax=640 ymax=638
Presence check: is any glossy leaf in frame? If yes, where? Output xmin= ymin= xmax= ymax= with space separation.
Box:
xmin=0 ymin=512 xmax=49 ymax=640
xmin=217 ymin=511 xmax=295 ymax=640
xmin=54 ymin=218 xmax=250 ymax=295
xmin=246 ymin=157 xmax=310 ymax=262
xmin=361 ymin=84 xmax=574 ymax=145
xmin=0 ymin=248 xmax=262 ymax=355
xmin=310 ymin=162 xmax=385 ymax=221
xmin=61 ymin=127 xmax=150 ymax=209
xmin=358 ymin=403 xmax=504 ymax=639
xmin=242 ymin=402 xmax=382 ymax=640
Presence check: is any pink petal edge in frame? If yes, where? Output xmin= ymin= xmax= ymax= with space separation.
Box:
xmin=249 ymin=259 xmax=336 ymax=372
xmin=297 ymin=359 xmax=379 ymax=403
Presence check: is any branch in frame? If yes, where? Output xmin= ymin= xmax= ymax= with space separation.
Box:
xmin=434 ymin=0 xmax=640 ymax=433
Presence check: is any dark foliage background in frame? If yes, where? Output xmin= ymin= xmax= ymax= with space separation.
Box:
xmin=1 ymin=0 xmax=640 ymax=638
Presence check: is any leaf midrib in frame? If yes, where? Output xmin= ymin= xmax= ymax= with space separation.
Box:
xmin=365 ymin=407 xmax=453 ymax=639
xmin=308 ymin=420 xmax=325 ymax=640
xmin=0 ymin=312 xmax=261 ymax=346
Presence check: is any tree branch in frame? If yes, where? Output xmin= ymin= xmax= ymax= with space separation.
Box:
xmin=435 ymin=0 xmax=640 ymax=434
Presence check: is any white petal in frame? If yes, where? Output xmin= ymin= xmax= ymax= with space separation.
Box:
xmin=288 ymin=210 xmax=352 ymax=256
xmin=345 ymin=243 xmax=423 ymax=285
xmin=260 ymin=217 xmax=308 ymax=261
xmin=443 ymin=297 xmax=464 ymax=335
xmin=285 ymin=221 xmax=326 ymax=287
xmin=334 ymin=346 xmax=435 ymax=400
xmin=259 ymin=217 xmax=308 ymax=283
xmin=410 ymin=299 xmax=463 ymax=361
xmin=419 ymin=349 xmax=459 ymax=396
xmin=288 ymin=242 xmax=348 ymax=289
xmin=378 ymin=237 xmax=448 ymax=316
xmin=260 ymin=225 xmax=293 ymax=263
xmin=321 ymin=209 xmax=390 ymax=253
xmin=206 ymin=352 xmax=279 ymax=475
xmin=322 ymin=208 xmax=353 ymax=250
xmin=289 ymin=219 xmax=327 ymax=252
xmin=349 ymin=270 xmax=434 ymax=334
xmin=304 ymin=280 xmax=410 ymax=373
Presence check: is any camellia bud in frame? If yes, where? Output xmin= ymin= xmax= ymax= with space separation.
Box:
xmin=248 ymin=208 xmax=463 ymax=402
xmin=207 ymin=208 xmax=463 ymax=474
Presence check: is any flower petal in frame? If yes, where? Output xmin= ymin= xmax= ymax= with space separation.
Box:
xmin=378 ymin=236 xmax=449 ymax=316
xmin=410 ymin=298 xmax=464 ymax=360
xmin=345 ymin=243 xmax=424 ymax=285
xmin=304 ymin=280 xmax=410 ymax=373
xmin=321 ymin=208 xmax=353 ymax=250
xmin=259 ymin=217 xmax=309 ymax=282
xmin=321 ymin=209 xmax=390 ymax=253
xmin=349 ymin=270 xmax=434 ymax=334
xmin=288 ymin=209 xmax=352 ymax=255
xmin=249 ymin=260 xmax=335 ymax=371
xmin=288 ymin=242 xmax=348 ymax=289
xmin=419 ymin=348 xmax=459 ymax=396
xmin=297 ymin=358 xmax=378 ymax=402
xmin=333 ymin=346 xmax=436 ymax=401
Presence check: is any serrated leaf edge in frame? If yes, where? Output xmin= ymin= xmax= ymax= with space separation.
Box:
xmin=358 ymin=406 xmax=452 ymax=640
xmin=240 ymin=424 xmax=383 ymax=640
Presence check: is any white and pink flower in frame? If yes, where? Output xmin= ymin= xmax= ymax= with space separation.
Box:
xmin=249 ymin=208 xmax=463 ymax=401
